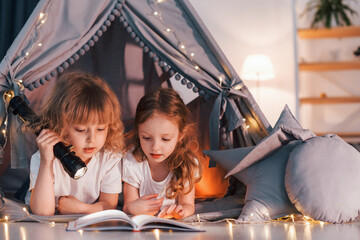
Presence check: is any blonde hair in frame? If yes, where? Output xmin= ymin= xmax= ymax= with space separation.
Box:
xmin=39 ymin=72 xmax=124 ymax=152
xmin=126 ymin=88 xmax=202 ymax=199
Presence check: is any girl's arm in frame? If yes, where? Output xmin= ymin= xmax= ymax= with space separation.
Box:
xmin=123 ymin=182 xmax=163 ymax=215
xmin=30 ymin=129 xmax=59 ymax=216
xmin=57 ymin=192 xmax=118 ymax=214
xmin=158 ymin=185 xmax=195 ymax=219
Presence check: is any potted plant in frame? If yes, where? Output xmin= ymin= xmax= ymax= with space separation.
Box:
xmin=301 ymin=0 xmax=358 ymax=28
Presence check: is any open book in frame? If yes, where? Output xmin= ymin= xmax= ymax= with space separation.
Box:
xmin=66 ymin=209 xmax=204 ymax=232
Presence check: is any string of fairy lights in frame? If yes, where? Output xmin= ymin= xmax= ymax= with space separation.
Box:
xmin=0 ymin=8 xmax=48 ymax=149
xmin=148 ymin=0 xmax=232 ymax=89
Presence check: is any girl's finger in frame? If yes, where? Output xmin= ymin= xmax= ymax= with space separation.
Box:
xmin=141 ymin=194 xmax=158 ymax=200
xmin=166 ymin=204 xmax=177 ymax=215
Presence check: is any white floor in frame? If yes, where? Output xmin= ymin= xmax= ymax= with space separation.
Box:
xmin=2 ymin=220 xmax=360 ymax=240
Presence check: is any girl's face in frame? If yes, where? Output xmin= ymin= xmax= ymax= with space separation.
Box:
xmin=66 ymin=121 xmax=108 ymax=163
xmin=139 ymin=113 xmax=180 ymax=165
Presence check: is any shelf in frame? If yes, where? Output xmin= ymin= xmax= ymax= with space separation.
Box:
xmin=298 ymin=26 xmax=360 ymax=39
xmin=300 ymin=97 xmax=360 ymax=104
xmin=299 ymin=61 xmax=360 ymax=71
xmin=315 ymin=132 xmax=360 ymax=138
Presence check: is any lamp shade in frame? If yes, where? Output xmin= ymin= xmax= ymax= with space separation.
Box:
xmin=241 ymin=54 xmax=275 ymax=81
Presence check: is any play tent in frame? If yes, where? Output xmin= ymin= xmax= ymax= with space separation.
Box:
xmin=0 ymin=0 xmax=271 ymax=199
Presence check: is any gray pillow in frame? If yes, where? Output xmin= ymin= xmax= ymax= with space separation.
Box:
xmin=285 ymin=134 xmax=360 ymax=223
xmin=204 ymin=105 xmax=315 ymax=222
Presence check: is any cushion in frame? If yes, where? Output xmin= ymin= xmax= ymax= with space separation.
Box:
xmin=206 ymin=141 xmax=302 ymax=222
xmin=285 ymin=134 xmax=360 ymax=223
xmin=204 ymin=105 xmax=315 ymax=222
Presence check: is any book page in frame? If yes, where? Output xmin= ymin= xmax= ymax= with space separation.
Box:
xmin=73 ymin=210 xmax=134 ymax=229
xmin=131 ymin=215 xmax=203 ymax=231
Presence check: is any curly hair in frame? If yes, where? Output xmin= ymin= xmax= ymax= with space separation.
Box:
xmin=39 ymin=72 xmax=124 ymax=152
xmin=126 ymin=88 xmax=203 ymax=199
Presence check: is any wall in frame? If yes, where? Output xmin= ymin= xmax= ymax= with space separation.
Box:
xmin=188 ymin=0 xmax=297 ymax=126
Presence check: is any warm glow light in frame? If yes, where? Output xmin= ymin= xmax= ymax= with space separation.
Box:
xmin=20 ymin=226 xmax=27 ymax=240
xmin=241 ymin=54 xmax=275 ymax=81
xmin=4 ymin=216 xmax=8 ymax=221
xmin=38 ymin=43 xmax=42 ymax=46
xmin=166 ymin=28 xmax=171 ymax=32
xmin=196 ymin=214 xmax=201 ymax=223
xmin=153 ymin=229 xmax=160 ymax=240
xmin=288 ymin=225 xmax=296 ymax=240
xmin=291 ymin=214 xmax=295 ymax=223
xmin=39 ymin=12 xmax=45 ymax=19
xmin=2 ymin=130 xmax=6 ymax=134
xmin=25 ymin=52 xmax=30 ymax=56
xmin=249 ymin=226 xmax=255 ymax=240
xmin=194 ymin=65 xmax=199 ymax=70
xmin=4 ymin=223 xmax=9 ymax=240
xmin=190 ymin=52 xmax=195 ymax=57
xmin=153 ymin=11 xmax=159 ymax=16
xmin=228 ymin=221 xmax=234 ymax=240
xmin=264 ymin=225 xmax=270 ymax=240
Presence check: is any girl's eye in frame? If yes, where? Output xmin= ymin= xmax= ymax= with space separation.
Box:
xmin=75 ymin=129 xmax=86 ymax=132
xmin=162 ymin=138 xmax=170 ymax=141
xmin=97 ymin=128 xmax=105 ymax=131
xmin=142 ymin=137 xmax=151 ymax=140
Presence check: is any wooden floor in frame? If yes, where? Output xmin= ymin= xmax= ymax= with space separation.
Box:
xmin=1 ymin=220 xmax=360 ymax=240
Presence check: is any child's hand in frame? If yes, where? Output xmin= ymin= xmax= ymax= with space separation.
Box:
xmin=57 ymin=195 xmax=84 ymax=214
xmin=127 ymin=194 xmax=164 ymax=216
xmin=158 ymin=204 xmax=185 ymax=219
xmin=37 ymin=129 xmax=60 ymax=165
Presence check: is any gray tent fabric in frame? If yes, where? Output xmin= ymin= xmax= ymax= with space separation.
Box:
xmin=0 ymin=0 xmax=271 ymax=168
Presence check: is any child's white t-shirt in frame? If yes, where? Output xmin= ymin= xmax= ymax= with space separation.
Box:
xmin=122 ymin=151 xmax=176 ymax=209
xmin=25 ymin=149 xmax=123 ymax=205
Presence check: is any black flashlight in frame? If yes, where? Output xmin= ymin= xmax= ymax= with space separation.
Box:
xmin=9 ymin=96 xmax=87 ymax=179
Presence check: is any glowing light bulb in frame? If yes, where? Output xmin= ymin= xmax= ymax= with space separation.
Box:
xmin=25 ymin=52 xmax=30 ymax=56
xmin=153 ymin=11 xmax=159 ymax=16
xmin=2 ymin=130 xmax=6 ymax=134
xmin=190 ymin=52 xmax=195 ymax=57
xmin=290 ymin=214 xmax=294 ymax=222
xmin=234 ymin=85 xmax=242 ymax=90
xmin=39 ymin=12 xmax=45 ymax=19
xmin=38 ymin=43 xmax=42 ymax=47
xmin=246 ymin=125 xmax=250 ymax=129
xmin=18 ymin=79 xmax=23 ymax=83
xmin=166 ymin=28 xmax=171 ymax=32
xmin=219 ymin=76 xmax=224 ymax=86
xmin=4 ymin=216 xmax=8 ymax=221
